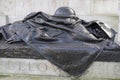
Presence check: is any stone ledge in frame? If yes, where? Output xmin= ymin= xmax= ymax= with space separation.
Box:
xmin=0 ymin=75 xmax=71 ymax=80
xmin=0 ymin=58 xmax=69 ymax=77
xmin=0 ymin=58 xmax=120 ymax=80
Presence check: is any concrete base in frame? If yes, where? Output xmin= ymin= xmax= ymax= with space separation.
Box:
xmin=0 ymin=58 xmax=120 ymax=80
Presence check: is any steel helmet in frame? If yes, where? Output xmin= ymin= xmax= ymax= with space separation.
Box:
xmin=53 ymin=7 xmax=76 ymax=18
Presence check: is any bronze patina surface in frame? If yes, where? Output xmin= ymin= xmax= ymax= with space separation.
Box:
xmin=0 ymin=7 xmax=119 ymax=76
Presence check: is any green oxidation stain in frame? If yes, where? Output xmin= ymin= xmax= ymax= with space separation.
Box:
xmin=30 ymin=77 xmax=43 ymax=80
xmin=71 ymin=77 xmax=80 ymax=80
xmin=109 ymin=79 xmax=120 ymax=80
xmin=71 ymin=77 xmax=120 ymax=80
xmin=0 ymin=75 xmax=10 ymax=78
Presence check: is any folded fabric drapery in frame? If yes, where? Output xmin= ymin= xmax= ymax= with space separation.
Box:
xmin=0 ymin=10 xmax=119 ymax=77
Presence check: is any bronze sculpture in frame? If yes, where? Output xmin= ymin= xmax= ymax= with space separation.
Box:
xmin=0 ymin=7 xmax=120 ymax=77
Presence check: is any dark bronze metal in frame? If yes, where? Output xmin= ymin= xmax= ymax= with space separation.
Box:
xmin=53 ymin=7 xmax=76 ymax=18
xmin=0 ymin=7 xmax=119 ymax=77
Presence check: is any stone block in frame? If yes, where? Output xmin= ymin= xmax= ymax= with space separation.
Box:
xmin=81 ymin=62 xmax=120 ymax=79
xmin=0 ymin=58 xmax=69 ymax=77
xmin=69 ymin=0 xmax=91 ymax=15
xmin=0 ymin=58 xmax=120 ymax=80
xmin=0 ymin=75 xmax=71 ymax=80
xmin=92 ymin=0 xmax=118 ymax=16
xmin=0 ymin=15 xmax=7 ymax=26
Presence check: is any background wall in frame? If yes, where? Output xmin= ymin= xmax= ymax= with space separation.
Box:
xmin=0 ymin=0 xmax=119 ymax=39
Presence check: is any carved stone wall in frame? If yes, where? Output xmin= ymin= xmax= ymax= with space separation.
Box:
xmin=118 ymin=0 xmax=120 ymax=41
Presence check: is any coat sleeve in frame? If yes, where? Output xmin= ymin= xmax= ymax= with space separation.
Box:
xmin=23 ymin=12 xmax=39 ymax=21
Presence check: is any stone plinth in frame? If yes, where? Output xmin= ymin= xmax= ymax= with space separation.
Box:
xmin=0 ymin=58 xmax=120 ymax=80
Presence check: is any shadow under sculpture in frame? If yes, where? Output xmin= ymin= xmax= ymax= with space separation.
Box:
xmin=0 ymin=7 xmax=120 ymax=77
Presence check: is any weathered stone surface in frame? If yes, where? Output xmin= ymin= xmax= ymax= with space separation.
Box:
xmin=92 ymin=0 xmax=118 ymax=16
xmin=0 ymin=75 xmax=71 ymax=80
xmin=0 ymin=15 xmax=7 ymax=26
xmin=0 ymin=58 xmax=120 ymax=80
xmin=117 ymin=0 xmax=120 ymax=42
xmin=81 ymin=62 xmax=120 ymax=79
xmin=69 ymin=0 xmax=91 ymax=15
xmin=0 ymin=58 xmax=69 ymax=76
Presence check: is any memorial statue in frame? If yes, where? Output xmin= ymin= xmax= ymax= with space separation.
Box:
xmin=0 ymin=7 xmax=120 ymax=77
